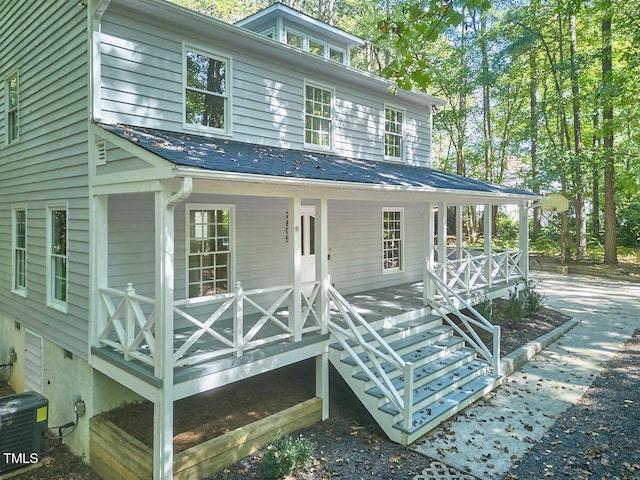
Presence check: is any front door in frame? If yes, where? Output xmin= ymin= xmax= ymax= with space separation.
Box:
xmin=300 ymin=205 xmax=316 ymax=287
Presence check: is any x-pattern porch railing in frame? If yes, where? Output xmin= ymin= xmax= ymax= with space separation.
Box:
xmin=97 ymin=281 xmax=322 ymax=369
xmin=425 ymin=269 xmax=501 ymax=375
xmin=327 ymin=285 xmax=416 ymax=432
xmin=437 ymin=249 xmax=523 ymax=294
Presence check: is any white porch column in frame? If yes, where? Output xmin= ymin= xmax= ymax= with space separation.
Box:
xmin=289 ymin=197 xmax=302 ymax=341
xmin=153 ymin=189 xmax=175 ymax=480
xmin=314 ymin=198 xmax=329 ymax=420
xmin=423 ymin=202 xmax=435 ymax=305
xmin=437 ymin=202 xmax=448 ymax=285
xmin=90 ymin=194 xmax=109 ymax=350
xmin=455 ymin=205 xmax=464 ymax=259
xmin=484 ymin=204 xmax=493 ymax=288
xmin=519 ymin=201 xmax=530 ymax=282
xmin=314 ymin=198 xmax=329 ymax=334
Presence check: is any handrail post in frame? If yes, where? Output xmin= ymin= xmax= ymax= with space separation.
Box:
xmin=234 ymin=281 xmax=244 ymax=357
xmin=124 ymin=283 xmax=135 ymax=361
xmin=403 ymin=362 xmax=415 ymax=432
xmin=493 ymin=325 xmax=501 ymax=375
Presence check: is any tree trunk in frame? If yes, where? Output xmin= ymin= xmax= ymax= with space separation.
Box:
xmin=602 ymin=0 xmax=617 ymax=264
xmin=592 ymin=112 xmax=601 ymax=240
xmin=530 ymin=48 xmax=541 ymax=240
xmin=569 ymin=14 xmax=587 ymax=259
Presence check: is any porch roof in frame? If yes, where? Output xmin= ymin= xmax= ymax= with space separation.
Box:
xmin=98 ymin=123 xmax=539 ymax=199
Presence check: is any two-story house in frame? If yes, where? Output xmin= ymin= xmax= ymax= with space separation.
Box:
xmin=0 ymin=0 xmax=539 ymax=478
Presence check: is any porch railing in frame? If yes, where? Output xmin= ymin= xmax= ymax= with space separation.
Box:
xmin=97 ymin=281 xmax=322 ymax=370
xmin=436 ymin=249 xmax=523 ymax=294
xmin=327 ymin=285 xmax=416 ymax=431
xmin=424 ymin=269 xmax=501 ymax=375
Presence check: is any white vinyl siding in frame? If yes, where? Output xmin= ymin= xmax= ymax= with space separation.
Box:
xmin=0 ymin=1 xmax=89 ymax=358
xmin=12 ymin=206 xmax=27 ymax=296
xmin=328 ymin=201 xmax=423 ymax=294
xmin=98 ymin=11 xmax=433 ymax=167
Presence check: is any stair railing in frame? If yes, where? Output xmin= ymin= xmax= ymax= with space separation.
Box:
xmin=328 ymin=285 xmax=415 ymax=429
xmin=425 ymin=269 xmax=501 ymax=375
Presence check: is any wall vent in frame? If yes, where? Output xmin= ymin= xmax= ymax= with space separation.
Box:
xmin=96 ymin=140 xmax=107 ymax=165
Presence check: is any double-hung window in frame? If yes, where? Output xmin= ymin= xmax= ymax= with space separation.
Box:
xmin=12 ymin=206 xmax=27 ymax=295
xmin=187 ymin=205 xmax=233 ymax=299
xmin=382 ymin=208 xmax=403 ymax=273
xmin=384 ymin=106 xmax=404 ymax=161
xmin=5 ymin=72 xmax=19 ymax=144
xmin=304 ymin=83 xmax=333 ymax=149
xmin=184 ymin=48 xmax=230 ymax=133
xmin=47 ymin=205 xmax=68 ymax=311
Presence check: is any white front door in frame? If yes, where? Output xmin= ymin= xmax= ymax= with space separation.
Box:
xmin=300 ymin=205 xmax=316 ymax=286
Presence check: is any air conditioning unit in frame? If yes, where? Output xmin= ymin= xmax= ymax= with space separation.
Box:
xmin=0 ymin=392 xmax=49 ymax=473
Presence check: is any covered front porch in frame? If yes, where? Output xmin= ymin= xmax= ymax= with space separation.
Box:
xmin=88 ymin=122 xmax=538 ymax=478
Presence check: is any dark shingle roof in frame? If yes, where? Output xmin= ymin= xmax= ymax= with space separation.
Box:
xmin=99 ymin=123 xmax=537 ymax=198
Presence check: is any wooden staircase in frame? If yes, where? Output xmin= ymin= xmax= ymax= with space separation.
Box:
xmin=328 ymin=287 xmax=502 ymax=445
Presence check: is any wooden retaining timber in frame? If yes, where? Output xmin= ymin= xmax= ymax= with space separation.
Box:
xmin=90 ymin=397 xmax=323 ymax=480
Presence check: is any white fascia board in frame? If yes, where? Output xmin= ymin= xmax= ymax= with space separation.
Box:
xmin=174 ymin=165 xmax=540 ymax=204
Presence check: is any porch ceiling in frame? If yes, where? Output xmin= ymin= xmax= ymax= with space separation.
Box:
xmin=98 ymin=123 xmax=539 ymax=202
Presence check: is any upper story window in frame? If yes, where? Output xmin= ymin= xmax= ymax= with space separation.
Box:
xmin=184 ymin=48 xmax=230 ymax=134
xmin=47 ymin=205 xmax=68 ymax=312
xmin=384 ymin=106 xmax=404 ymax=161
xmin=5 ymin=71 xmax=19 ymax=144
xmin=12 ymin=206 xmax=27 ymax=296
xmin=382 ymin=208 xmax=403 ymax=273
xmin=283 ymin=27 xmax=347 ymax=64
xmin=187 ymin=205 xmax=233 ymax=299
xmin=304 ymin=83 xmax=333 ymax=149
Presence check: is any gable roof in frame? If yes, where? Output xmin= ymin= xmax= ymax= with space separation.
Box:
xmin=98 ymin=123 xmax=538 ymax=200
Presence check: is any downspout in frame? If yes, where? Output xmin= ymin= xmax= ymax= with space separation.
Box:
xmin=167 ymin=176 xmax=193 ymax=207
xmin=89 ymin=0 xmax=111 ymax=121
xmin=154 ymin=176 xmax=192 ymax=480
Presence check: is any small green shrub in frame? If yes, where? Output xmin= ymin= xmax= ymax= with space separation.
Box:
xmin=502 ymin=290 xmax=526 ymax=327
xmin=521 ymin=286 xmax=546 ymax=315
xmin=263 ymin=433 xmax=316 ymax=479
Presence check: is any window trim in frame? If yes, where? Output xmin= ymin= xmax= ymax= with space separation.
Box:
xmin=12 ymin=205 xmax=27 ymax=297
xmin=5 ymin=71 xmax=19 ymax=144
xmin=382 ymin=207 xmax=404 ymax=274
xmin=46 ymin=203 xmax=68 ymax=313
xmin=184 ymin=203 xmax=235 ymax=302
xmin=282 ymin=27 xmax=347 ymax=64
xmin=182 ymin=44 xmax=232 ymax=136
xmin=303 ymin=81 xmax=334 ymax=151
xmin=383 ymin=105 xmax=405 ymax=162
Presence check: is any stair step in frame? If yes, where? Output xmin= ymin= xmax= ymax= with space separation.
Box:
xmin=346 ymin=335 xmax=465 ymax=375
xmin=379 ymin=360 xmax=488 ymax=416
xmin=329 ymin=316 xmax=443 ymax=353
xmin=393 ymin=373 xmax=501 ymax=434
xmin=365 ymin=347 xmax=477 ymax=399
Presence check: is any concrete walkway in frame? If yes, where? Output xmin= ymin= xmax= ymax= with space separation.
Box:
xmin=412 ymin=271 xmax=640 ymax=479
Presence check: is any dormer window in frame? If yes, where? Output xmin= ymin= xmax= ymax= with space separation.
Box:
xmin=282 ymin=27 xmax=348 ymax=65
